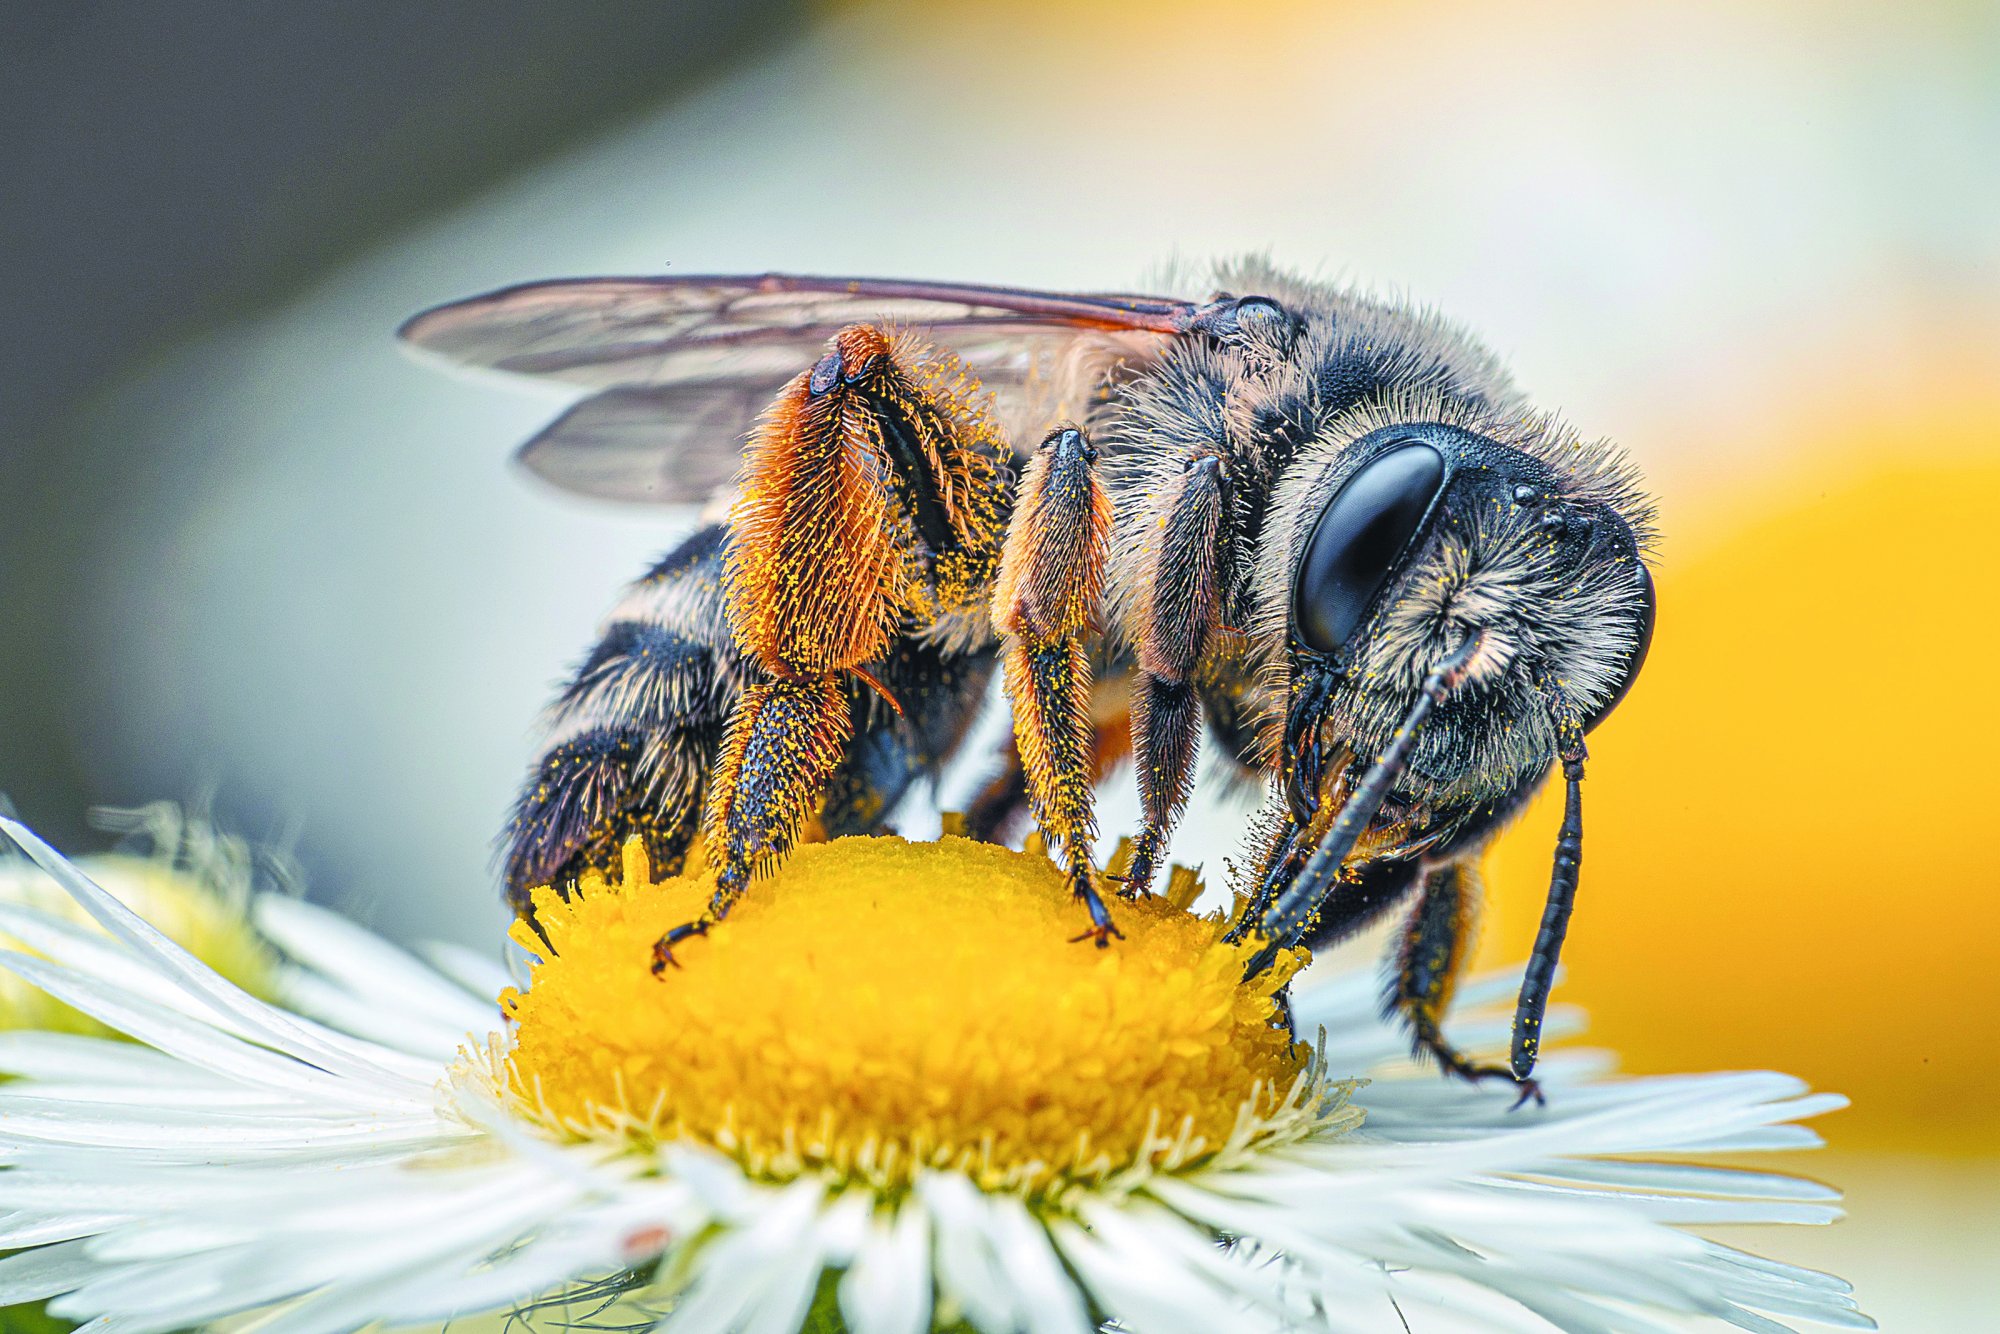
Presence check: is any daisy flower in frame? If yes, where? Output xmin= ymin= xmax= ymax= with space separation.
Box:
xmin=0 ymin=814 xmax=1869 ymax=1334
xmin=0 ymin=803 xmax=278 ymax=1035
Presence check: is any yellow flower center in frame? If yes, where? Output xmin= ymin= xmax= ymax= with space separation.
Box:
xmin=499 ymin=836 xmax=1315 ymax=1196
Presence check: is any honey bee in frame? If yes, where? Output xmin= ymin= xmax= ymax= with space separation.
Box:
xmin=403 ymin=259 xmax=1656 ymax=1100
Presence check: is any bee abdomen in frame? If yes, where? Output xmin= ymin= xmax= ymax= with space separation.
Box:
xmin=503 ymin=726 xmax=701 ymax=915
xmin=504 ymin=526 xmax=742 ymax=915
xmin=553 ymin=619 xmax=727 ymax=728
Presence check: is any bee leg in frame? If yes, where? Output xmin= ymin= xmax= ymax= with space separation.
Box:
xmin=652 ymin=672 xmax=853 ymax=973
xmin=655 ymin=325 xmax=1008 ymax=970
xmin=824 ymin=641 xmax=999 ymax=838
xmin=1126 ymin=453 xmax=1231 ymax=897
xmin=1129 ymin=676 xmax=1200 ymax=895
xmin=1393 ymin=859 xmax=1541 ymax=1105
xmin=1240 ymin=853 xmax=1421 ymax=1037
xmin=963 ymin=687 xmax=1131 ymax=849
xmin=1510 ymin=729 xmax=1587 ymax=1085
xmin=993 ymin=426 xmax=1118 ymax=945
xmin=505 ymin=525 xmax=739 ymax=928
xmin=1242 ymin=636 xmax=1482 ymax=977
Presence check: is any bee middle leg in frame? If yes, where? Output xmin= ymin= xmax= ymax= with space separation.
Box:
xmin=1123 ymin=452 xmax=1232 ymax=897
xmin=1392 ymin=857 xmax=1538 ymax=1102
xmin=961 ymin=674 xmax=1130 ymax=846
xmin=992 ymin=426 xmax=1120 ymax=944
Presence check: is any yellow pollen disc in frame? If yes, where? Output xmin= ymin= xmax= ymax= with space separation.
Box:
xmin=501 ymin=836 xmax=1312 ymax=1195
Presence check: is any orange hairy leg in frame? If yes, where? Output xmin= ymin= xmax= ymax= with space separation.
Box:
xmin=964 ymin=680 xmax=1130 ymax=843
xmin=991 ymin=425 xmax=1120 ymax=945
xmin=653 ymin=325 xmax=1007 ymax=973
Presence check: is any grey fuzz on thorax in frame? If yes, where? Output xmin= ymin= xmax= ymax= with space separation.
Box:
xmin=1099 ymin=261 xmax=1655 ymax=802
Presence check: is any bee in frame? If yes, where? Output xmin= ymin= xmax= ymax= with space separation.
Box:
xmin=402 ymin=259 xmax=1656 ymax=1100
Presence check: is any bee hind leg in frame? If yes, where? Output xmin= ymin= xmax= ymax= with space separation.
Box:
xmin=650 ymin=673 xmax=853 ymax=974
xmin=1393 ymin=858 xmax=1543 ymax=1107
xmin=992 ymin=426 xmax=1119 ymax=945
xmin=655 ymin=325 xmax=1007 ymax=970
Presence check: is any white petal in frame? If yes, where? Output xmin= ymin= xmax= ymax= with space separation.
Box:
xmin=0 ymin=1030 xmax=239 ymax=1086
xmin=253 ymin=894 xmax=498 ymax=1036
xmin=659 ymin=1178 xmax=825 ymax=1334
xmin=915 ymin=1173 xmax=1024 ymax=1334
xmin=0 ymin=949 xmax=394 ymax=1107
xmin=271 ymin=965 xmax=478 ymax=1061
xmin=838 ymin=1202 xmax=930 ymax=1334
xmin=0 ymin=1239 xmax=101 ymax=1304
xmin=0 ymin=820 xmax=428 ymax=1091
xmin=0 ymin=1213 xmax=134 ymax=1249
xmin=416 ymin=939 xmax=512 ymax=1002
xmin=980 ymin=1193 xmax=1092 ymax=1334
xmin=1050 ymin=1216 xmax=1285 ymax=1334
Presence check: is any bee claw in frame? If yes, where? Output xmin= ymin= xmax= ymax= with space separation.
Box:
xmin=648 ymin=918 xmax=710 ymax=978
xmin=1438 ymin=1054 xmax=1545 ymax=1109
xmin=1068 ymin=922 xmax=1124 ymax=948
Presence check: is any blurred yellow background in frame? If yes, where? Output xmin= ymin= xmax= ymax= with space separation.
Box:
xmin=1484 ymin=382 xmax=2000 ymax=1328
xmin=1485 ymin=404 xmax=2000 ymax=1156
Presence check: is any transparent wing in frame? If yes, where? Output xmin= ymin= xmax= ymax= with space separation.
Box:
xmin=513 ymin=383 xmax=770 ymax=504
xmin=400 ymin=273 xmax=1197 ymax=504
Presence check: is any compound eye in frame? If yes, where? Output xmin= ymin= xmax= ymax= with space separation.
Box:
xmin=1190 ymin=294 xmax=1296 ymax=347
xmin=1292 ymin=443 xmax=1447 ymax=655
xmin=1232 ymin=296 xmax=1291 ymax=339
xmin=1583 ymin=559 xmax=1657 ymax=732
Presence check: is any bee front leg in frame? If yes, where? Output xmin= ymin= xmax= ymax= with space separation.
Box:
xmin=992 ymin=426 xmax=1119 ymax=945
xmin=1394 ymin=858 xmax=1543 ymax=1106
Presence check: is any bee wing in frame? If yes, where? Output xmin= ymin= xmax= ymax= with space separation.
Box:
xmin=400 ymin=273 xmax=1198 ymax=504
xmin=513 ymin=383 xmax=773 ymax=504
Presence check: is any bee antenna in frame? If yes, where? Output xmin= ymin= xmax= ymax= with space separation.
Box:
xmin=1243 ymin=632 xmax=1483 ymax=978
xmin=1510 ymin=715 xmax=1586 ymax=1081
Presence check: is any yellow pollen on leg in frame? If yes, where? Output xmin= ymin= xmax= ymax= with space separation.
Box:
xmin=499 ymin=836 xmax=1316 ymax=1197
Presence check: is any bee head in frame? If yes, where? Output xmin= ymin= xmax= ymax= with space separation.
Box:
xmin=1272 ymin=417 xmax=1656 ymax=811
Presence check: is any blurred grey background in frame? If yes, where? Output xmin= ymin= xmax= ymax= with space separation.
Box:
xmin=0 ymin=0 xmax=796 ymax=889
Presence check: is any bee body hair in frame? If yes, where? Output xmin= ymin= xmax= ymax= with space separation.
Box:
xmin=503 ymin=524 xmax=745 ymax=911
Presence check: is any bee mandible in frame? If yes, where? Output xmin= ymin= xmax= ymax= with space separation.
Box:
xmin=402 ymin=259 xmax=1657 ymax=1101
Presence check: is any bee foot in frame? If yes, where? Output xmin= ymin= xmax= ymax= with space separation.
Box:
xmin=1067 ymin=921 xmax=1124 ymax=948
xmin=1439 ymin=1056 xmax=1544 ymax=1109
xmin=1116 ymin=854 xmax=1156 ymax=901
xmin=649 ymin=918 xmax=710 ymax=977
